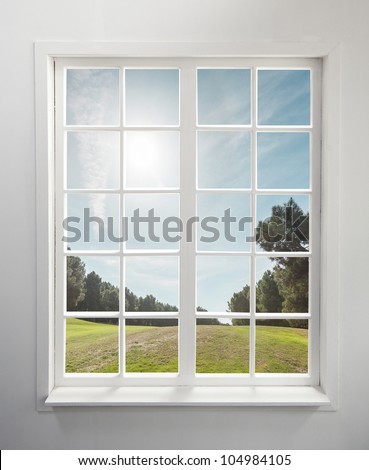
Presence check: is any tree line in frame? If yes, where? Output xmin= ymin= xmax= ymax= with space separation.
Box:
xmin=230 ymin=198 xmax=309 ymax=328
xmin=67 ymin=198 xmax=308 ymax=328
xmin=67 ymin=255 xmax=218 ymax=325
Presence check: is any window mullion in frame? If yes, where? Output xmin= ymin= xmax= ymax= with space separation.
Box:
xmin=178 ymin=64 xmax=197 ymax=385
xmin=249 ymin=66 xmax=257 ymax=377
xmin=119 ymin=66 xmax=125 ymax=380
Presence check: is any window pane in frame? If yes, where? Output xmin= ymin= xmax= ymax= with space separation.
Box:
xmin=124 ymin=193 xmax=180 ymax=251
xmin=125 ymin=257 xmax=179 ymax=312
xmin=65 ymin=318 xmax=119 ymax=373
xmin=257 ymin=132 xmax=310 ymax=189
xmin=196 ymin=319 xmax=249 ymax=373
xmin=197 ymin=193 xmax=251 ymax=252
xmin=124 ymin=131 xmax=179 ymax=189
xmin=66 ymin=69 xmax=120 ymax=126
xmin=197 ymin=69 xmax=251 ymax=125
xmin=67 ymin=131 xmax=120 ymax=189
xmin=66 ymin=256 xmax=119 ymax=312
xmin=125 ymin=319 xmax=178 ymax=373
xmin=197 ymin=256 xmax=250 ymax=313
xmin=197 ymin=131 xmax=251 ymax=189
xmin=125 ymin=69 xmax=179 ymax=126
xmin=256 ymin=195 xmax=309 ymax=252
xmin=257 ymin=70 xmax=310 ymax=126
xmin=256 ymin=257 xmax=309 ymax=313
xmin=66 ymin=194 xmax=120 ymax=251
xmin=255 ymin=320 xmax=308 ymax=373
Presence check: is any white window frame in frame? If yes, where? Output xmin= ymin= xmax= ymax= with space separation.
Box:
xmin=35 ymin=42 xmax=340 ymax=410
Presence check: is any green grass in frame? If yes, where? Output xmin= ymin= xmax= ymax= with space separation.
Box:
xmin=66 ymin=318 xmax=119 ymax=373
xmin=66 ymin=319 xmax=308 ymax=374
xmin=255 ymin=325 xmax=308 ymax=373
xmin=196 ymin=324 xmax=249 ymax=373
xmin=125 ymin=325 xmax=178 ymax=373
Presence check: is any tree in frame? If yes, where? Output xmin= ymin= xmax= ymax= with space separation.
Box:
xmin=232 ymin=318 xmax=249 ymax=326
xmin=227 ymin=285 xmax=250 ymax=326
xmin=256 ymin=270 xmax=283 ymax=313
xmin=256 ymin=197 xmax=309 ymax=253
xmin=196 ymin=306 xmax=208 ymax=312
xmin=125 ymin=288 xmax=139 ymax=312
xmin=101 ymin=282 xmax=119 ymax=311
xmin=66 ymin=256 xmax=86 ymax=311
xmin=256 ymin=198 xmax=309 ymax=319
xmin=81 ymin=271 xmax=102 ymax=311
xmin=227 ymin=285 xmax=250 ymax=313
xmin=195 ymin=307 xmax=222 ymax=324
xmin=66 ymin=255 xmax=179 ymax=322
xmin=197 ymin=318 xmax=221 ymax=325
xmin=273 ymin=258 xmax=308 ymax=313
xmin=139 ymin=294 xmax=157 ymax=312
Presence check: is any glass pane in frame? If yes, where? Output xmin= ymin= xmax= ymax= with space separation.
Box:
xmin=197 ymin=131 xmax=251 ymax=189
xmin=125 ymin=69 xmax=179 ymax=126
xmin=196 ymin=319 xmax=249 ymax=373
xmin=124 ymin=131 xmax=179 ymax=189
xmin=256 ymin=257 xmax=309 ymax=313
xmin=125 ymin=257 xmax=179 ymax=312
xmin=197 ymin=256 xmax=250 ymax=313
xmin=65 ymin=318 xmax=119 ymax=373
xmin=257 ymin=132 xmax=310 ymax=189
xmin=67 ymin=131 xmax=120 ymax=189
xmin=255 ymin=320 xmax=308 ymax=373
xmin=257 ymin=69 xmax=311 ymax=126
xmin=66 ymin=194 xmax=120 ymax=251
xmin=66 ymin=256 xmax=119 ymax=312
xmin=125 ymin=319 xmax=178 ymax=372
xmin=124 ymin=193 xmax=180 ymax=251
xmin=197 ymin=193 xmax=251 ymax=252
xmin=66 ymin=69 xmax=120 ymax=126
xmin=256 ymin=195 xmax=309 ymax=252
xmin=197 ymin=69 xmax=251 ymax=125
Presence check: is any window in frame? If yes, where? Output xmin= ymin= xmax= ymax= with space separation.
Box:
xmin=37 ymin=48 xmax=336 ymax=407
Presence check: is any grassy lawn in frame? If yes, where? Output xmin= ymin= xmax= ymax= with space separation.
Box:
xmin=66 ymin=318 xmax=119 ymax=373
xmin=66 ymin=319 xmax=308 ymax=374
xmin=255 ymin=325 xmax=308 ymax=373
xmin=125 ymin=325 xmax=178 ymax=373
xmin=196 ymin=324 xmax=249 ymax=373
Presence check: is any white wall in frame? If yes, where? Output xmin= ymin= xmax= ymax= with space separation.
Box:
xmin=1 ymin=0 xmax=369 ymax=450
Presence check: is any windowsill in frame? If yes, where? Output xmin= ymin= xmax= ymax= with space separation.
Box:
xmin=45 ymin=386 xmax=333 ymax=409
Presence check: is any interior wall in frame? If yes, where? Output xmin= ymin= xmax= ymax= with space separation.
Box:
xmin=1 ymin=0 xmax=369 ymax=450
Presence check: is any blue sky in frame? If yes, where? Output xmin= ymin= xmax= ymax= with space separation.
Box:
xmin=67 ymin=193 xmax=120 ymax=251
xmin=197 ymin=256 xmax=250 ymax=312
xmin=197 ymin=131 xmax=251 ymax=189
xmin=125 ymin=256 xmax=179 ymax=309
xmin=258 ymin=69 xmax=310 ymax=126
xmin=69 ymin=255 xmax=120 ymax=288
xmin=65 ymin=67 xmax=311 ymax=312
xmin=257 ymin=132 xmax=310 ymax=189
xmin=197 ymin=193 xmax=251 ymax=252
xmin=124 ymin=193 xmax=180 ymax=251
xmin=67 ymin=131 xmax=120 ymax=189
xmin=125 ymin=131 xmax=179 ymax=189
xmin=67 ymin=69 xmax=120 ymax=126
xmin=197 ymin=69 xmax=251 ymax=125
xmin=125 ymin=69 xmax=179 ymax=126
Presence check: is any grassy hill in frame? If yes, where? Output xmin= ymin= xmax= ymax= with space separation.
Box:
xmin=65 ymin=318 xmax=308 ymax=374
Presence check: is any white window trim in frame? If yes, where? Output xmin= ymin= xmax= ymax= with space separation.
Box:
xmin=35 ymin=41 xmax=340 ymax=410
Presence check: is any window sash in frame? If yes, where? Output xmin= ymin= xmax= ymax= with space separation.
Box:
xmin=54 ymin=57 xmax=321 ymax=388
